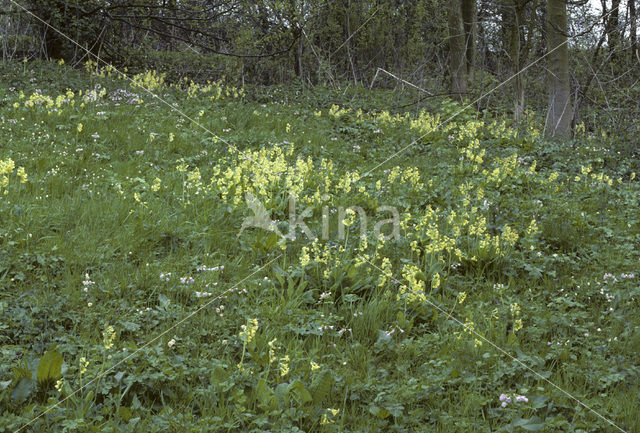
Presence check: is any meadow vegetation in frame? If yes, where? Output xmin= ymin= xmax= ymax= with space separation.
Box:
xmin=1 ymin=60 xmax=639 ymax=432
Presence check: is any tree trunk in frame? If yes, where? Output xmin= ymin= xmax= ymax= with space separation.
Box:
xmin=630 ymin=0 xmax=638 ymax=63
xmin=607 ymin=0 xmax=621 ymax=58
xmin=502 ymin=1 xmax=526 ymax=121
xmin=292 ymin=26 xmax=303 ymax=79
xmin=544 ymin=0 xmax=573 ymax=139
xmin=448 ymin=0 xmax=468 ymax=99
xmin=461 ymin=0 xmax=476 ymax=80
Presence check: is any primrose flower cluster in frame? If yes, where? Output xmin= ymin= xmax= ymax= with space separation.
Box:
xmin=0 ymin=158 xmax=27 ymax=194
xmin=180 ymin=143 xmax=369 ymax=211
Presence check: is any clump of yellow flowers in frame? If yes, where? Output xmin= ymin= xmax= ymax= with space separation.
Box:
xmin=103 ymin=323 xmax=116 ymax=350
xmin=510 ymin=303 xmax=523 ymax=333
xmin=399 ymin=264 xmax=426 ymax=303
xmin=131 ymin=69 xmax=165 ymax=91
xmin=0 ymin=158 xmax=27 ymax=194
xmin=239 ymin=318 xmax=259 ymax=344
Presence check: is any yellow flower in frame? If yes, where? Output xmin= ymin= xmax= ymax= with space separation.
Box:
xmin=279 ymin=355 xmax=290 ymax=376
xmin=268 ymin=338 xmax=278 ymax=363
xmin=510 ymin=303 xmax=520 ymax=316
xmin=0 ymin=158 xmax=15 ymax=175
xmin=79 ymin=357 xmax=88 ymax=375
xmin=513 ymin=317 xmax=523 ymax=332
xmin=151 ymin=177 xmax=161 ymax=192
xmin=299 ymin=246 xmax=310 ymax=267
xmin=77 ymin=123 xmax=83 ymax=133
xmin=310 ymin=361 xmax=320 ymax=371
xmin=103 ymin=324 xmax=116 ymax=349
xmin=169 ymin=133 xmax=175 ymax=142
xmin=457 ymin=291 xmax=467 ymax=304
xmin=320 ymin=408 xmax=340 ymax=425
xmin=378 ymin=257 xmax=392 ymax=287
xmin=431 ymin=272 xmax=441 ymax=289
xmin=17 ymin=167 xmax=27 ymax=183
xmin=176 ymin=159 xmax=188 ymax=172
xmin=239 ymin=318 xmax=258 ymax=343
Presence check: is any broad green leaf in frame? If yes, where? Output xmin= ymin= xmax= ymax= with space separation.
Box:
xmin=310 ymin=370 xmax=332 ymax=404
xmin=11 ymin=377 xmax=34 ymax=403
xmin=369 ymin=405 xmax=390 ymax=419
xmin=512 ymin=416 xmax=545 ymax=431
xmin=255 ymin=379 xmax=275 ymax=408
xmin=210 ymin=364 xmax=227 ymax=385
xmin=275 ymin=382 xmax=290 ymax=407
xmin=289 ymin=380 xmax=313 ymax=404
xmin=36 ymin=349 xmax=63 ymax=384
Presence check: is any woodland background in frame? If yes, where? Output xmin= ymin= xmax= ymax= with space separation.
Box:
xmin=1 ymin=0 xmax=639 ymax=141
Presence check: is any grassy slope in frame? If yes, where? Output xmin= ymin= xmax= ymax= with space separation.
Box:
xmin=0 ymin=61 xmax=639 ymax=432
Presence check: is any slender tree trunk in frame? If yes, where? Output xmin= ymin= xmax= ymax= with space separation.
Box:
xmin=630 ymin=0 xmax=638 ymax=63
xmin=297 ymin=33 xmax=304 ymax=80
xmin=502 ymin=1 xmax=526 ymax=121
xmin=545 ymin=0 xmax=573 ymax=139
xmin=448 ymin=0 xmax=468 ymax=99
xmin=461 ymin=0 xmax=477 ymax=80
xmin=607 ymin=0 xmax=621 ymax=58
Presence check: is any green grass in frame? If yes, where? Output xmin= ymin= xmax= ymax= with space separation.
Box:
xmin=1 ymin=60 xmax=639 ymax=432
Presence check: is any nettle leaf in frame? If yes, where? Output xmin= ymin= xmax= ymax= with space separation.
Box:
xmin=36 ymin=349 xmax=63 ymax=384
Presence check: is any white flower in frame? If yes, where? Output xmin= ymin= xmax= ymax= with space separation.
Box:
xmin=167 ymin=338 xmax=176 ymax=348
